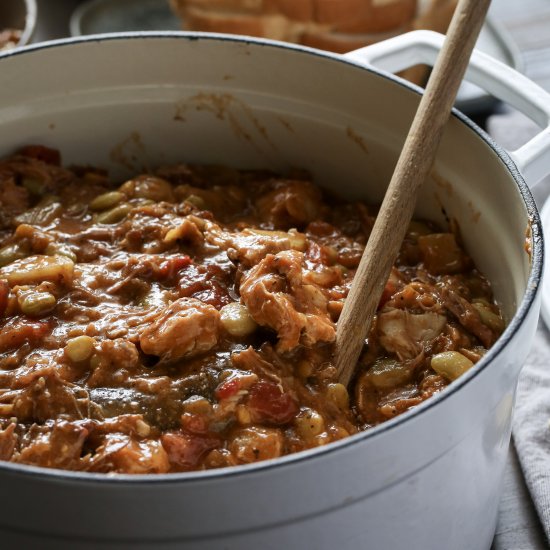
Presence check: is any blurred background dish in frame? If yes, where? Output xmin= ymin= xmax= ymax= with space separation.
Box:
xmin=70 ymin=0 xmax=180 ymax=36
xmin=169 ymin=0 xmax=433 ymax=54
xmin=0 ymin=0 xmax=37 ymax=50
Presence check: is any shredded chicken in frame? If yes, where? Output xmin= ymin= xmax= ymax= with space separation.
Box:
xmin=139 ymin=297 xmax=221 ymax=361
xmin=87 ymin=433 xmax=170 ymax=474
xmin=0 ymin=423 xmax=17 ymax=461
xmin=240 ymin=250 xmax=335 ymax=352
xmin=378 ymin=310 xmax=447 ymax=359
xmin=226 ymin=229 xmax=292 ymax=267
xmin=5 ymin=369 xmax=89 ymax=422
xmin=86 ymin=339 xmax=140 ymax=388
xmin=255 ymin=179 xmax=323 ymax=229
xmin=14 ymin=421 xmax=89 ymax=470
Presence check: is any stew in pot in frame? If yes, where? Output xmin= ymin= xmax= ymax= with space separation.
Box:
xmin=0 ymin=146 xmax=504 ymax=473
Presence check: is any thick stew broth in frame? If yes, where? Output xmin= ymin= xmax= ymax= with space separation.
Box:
xmin=0 ymin=146 xmax=504 ymax=473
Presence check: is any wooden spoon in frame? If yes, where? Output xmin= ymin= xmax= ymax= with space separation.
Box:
xmin=334 ymin=0 xmax=492 ymax=387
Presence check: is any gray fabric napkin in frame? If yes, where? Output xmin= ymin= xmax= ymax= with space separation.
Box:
xmin=488 ymin=109 xmax=550 ymax=541
xmin=512 ymin=324 xmax=550 ymax=542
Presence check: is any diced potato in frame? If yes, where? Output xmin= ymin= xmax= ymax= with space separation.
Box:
xmin=418 ymin=233 xmax=468 ymax=275
xmin=0 ymin=255 xmax=74 ymax=286
xmin=431 ymin=351 xmax=474 ymax=381
xmin=220 ymin=302 xmax=258 ymax=337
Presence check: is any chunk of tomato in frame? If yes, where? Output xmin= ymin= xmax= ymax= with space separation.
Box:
xmin=161 ymin=431 xmax=219 ymax=470
xmin=158 ymin=256 xmax=192 ymax=279
xmin=215 ymin=377 xmax=240 ymax=401
xmin=247 ymin=381 xmax=299 ymax=425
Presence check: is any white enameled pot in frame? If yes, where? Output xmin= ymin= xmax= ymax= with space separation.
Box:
xmin=0 ymin=31 xmax=547 ymax=550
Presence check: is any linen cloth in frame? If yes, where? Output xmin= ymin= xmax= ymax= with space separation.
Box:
xmin=488 ymin=108 xmax=550 ymax=541
xmin=512 ymin=324 xmax=550 ymax=541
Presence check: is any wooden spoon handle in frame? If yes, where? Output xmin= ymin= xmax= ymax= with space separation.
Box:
xmin=335 ymin=0 xmax=492 ymax=387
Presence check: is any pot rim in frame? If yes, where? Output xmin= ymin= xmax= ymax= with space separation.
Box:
xmin=0 ymin=31 xmax=543 ymax=484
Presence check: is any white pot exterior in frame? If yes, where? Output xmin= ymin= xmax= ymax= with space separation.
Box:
xmin=0 ymin=34 xmax=543 ymax=549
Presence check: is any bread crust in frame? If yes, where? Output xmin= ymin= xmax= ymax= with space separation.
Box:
xmin=314 ymin=0 xmax=417 ymax=33
xmin=172 ymin=0 xmax=418 ymax=36
xmin=184 ymin=6 xmax=296 ymax=40
xmin=172 ymin=0 xmax=265 ymax=15
xmin=413 ymin=0 xmax=456 ymax=33
xmin=170 ymin=0 xmax=456 ymax=66
xmin=174 ymin=0 xmax=316 ymax=20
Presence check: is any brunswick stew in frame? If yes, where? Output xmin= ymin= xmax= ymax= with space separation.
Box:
xmin=0 ymin=146 xmax=504 ymax=473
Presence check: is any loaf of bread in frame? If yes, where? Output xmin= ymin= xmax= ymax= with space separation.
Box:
xmin=171 ymin=0 xmax=419 ymax=39
xmin=170 ymin=0 xmax=458 ymax=79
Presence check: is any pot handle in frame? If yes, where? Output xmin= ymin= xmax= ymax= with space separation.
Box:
xmin=343 ymin=30 xmax=550 ymax=187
